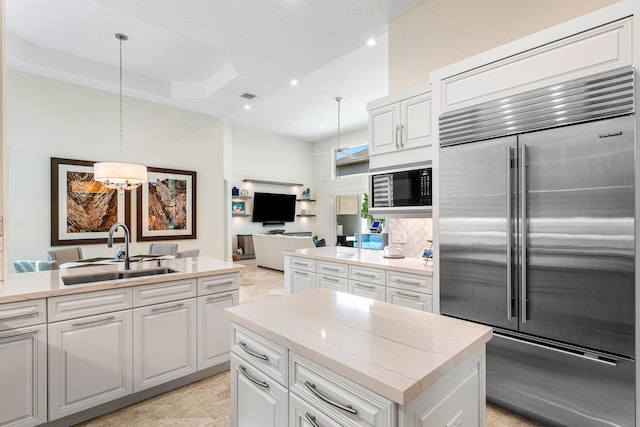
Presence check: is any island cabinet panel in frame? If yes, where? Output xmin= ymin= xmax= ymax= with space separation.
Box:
xmin=48 ymin=310 xmax=132 ymax=420
xmin=197 ymin=273 xmax=239 ymax=296
xmin=133 ymin=298 xmax=197 ymax=391
xmin=0 ymin=324 xmax=47 ymax=427
xmin=290 ymin=257 xmax=316 ymax=272
xmin=349 ymin=265 xmax=385 ymax=286
xmin=290 ymin=392 xmax=344 ymax=427
xmin=231 ymin=353 xmax=288 ymax=427
xmin=132 ymin=278 xmax=196 ymax=307
xmin=48 ymin=288 xmax=132 ymax=322
xmin=290 ymin=353 xmax=396 ymax=427
xmin=349 ymin=280 xmax=386 ymax=302
xmin=291 ymin=268 xmax=316 ymax=294
xmin=317 ymin=274 xmax=348 ymax=292
xmin=197 ymin=290 xmax=238 ymax=370
xmin=0 ymin=299 xmax=46 ymax=331
xmin=231 ymin=325 xmax=288 ymax=386
xmin=316 ymin=261 xmax=348 ymax=278
xmin=386 ymin=288 xmax=432 ymax=312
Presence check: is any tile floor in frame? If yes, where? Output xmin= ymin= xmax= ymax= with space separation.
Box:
xmin=75 ymin=259 xmax=544 ymax=427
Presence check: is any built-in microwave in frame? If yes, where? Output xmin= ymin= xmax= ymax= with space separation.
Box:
xmin=369 ymin=166 xmax=432 ymax=217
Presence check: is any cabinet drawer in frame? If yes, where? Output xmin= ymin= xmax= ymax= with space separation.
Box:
xmin=0 ymin=299 xmax=46 ymax=330
xmin=386 ymin=288 xmax=432 ymax=312
xmin=197 ymin=273 xmax=239 ymax=296
xmin=290 ymin=257 xmax=316 ymax=272
xmin=316 ymin=261 xmax=348 ymax=278
xmin=317 ymin=274 xmax=348 ymax=293
xmin=290 ymin=392 xmax=344 ymax=427
xmin=48 ymin=288 xmax=132 ymax=322
xmin=349 ymin=265 xmax=385 ymax=285
xmin=133 ymin=278 xmax=197 ymax=307
xmin=386 ymin=270 xmax=432 ymax=294
xmin=290 ymin=353 xmax=395 ymax=427
xmin=232 ymin=325 xmax=288 ymax=386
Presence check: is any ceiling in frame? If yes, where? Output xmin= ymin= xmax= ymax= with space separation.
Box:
xmin=4 ymin=0 xmax=425 ymax=142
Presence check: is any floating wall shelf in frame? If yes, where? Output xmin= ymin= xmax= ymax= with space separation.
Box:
xmin=243 ymin=179 xmax=304 ymax=187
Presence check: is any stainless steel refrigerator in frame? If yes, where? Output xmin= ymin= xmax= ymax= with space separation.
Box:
xmin=439 ymin=67 xmax=635 ymax=426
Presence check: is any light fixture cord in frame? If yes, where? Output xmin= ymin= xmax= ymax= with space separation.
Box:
xmin=119 ymin=35 xmax=124 ymax=161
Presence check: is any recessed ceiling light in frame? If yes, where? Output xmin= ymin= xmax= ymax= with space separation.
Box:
xmin=366 ymin=38 xmax=376 ymax=46
xmin=244 ymin=104 xmax=251 ymax=109
xmin=290 ymin=79 xmax=298 ymax=86
xmin=320 ymin=125 xmax=325 ymax=130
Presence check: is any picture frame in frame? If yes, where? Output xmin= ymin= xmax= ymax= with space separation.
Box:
xmin=136 ymin=167 xmax=197 ymax=241
xmin=51 ymin=157 xmax=131 ymax=245
xmin=232 ymin=201 xmax=246 ymax=215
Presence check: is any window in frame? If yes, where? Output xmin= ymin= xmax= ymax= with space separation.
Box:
xmin=335 ymin=143 xmax=369 ymax=178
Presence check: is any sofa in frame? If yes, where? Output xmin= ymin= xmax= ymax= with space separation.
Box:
xmin=252 ymin=233 xmax=316 ymax=271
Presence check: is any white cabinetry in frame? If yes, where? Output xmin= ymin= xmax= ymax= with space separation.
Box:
xmin=316 ymin=261 xmax=348 ymax=292
xmin=348 ymin=265 xmax=386 ymax=302
xmin=290 ymin=257 xmax=317 ymax=293
xmin=47 ymin=289 xmax=133 ymax=420
xmin=133 ymin=279 xmax=197 ymax=391
xmin=386 ymin=271 xmax=433 ymax=312
xmin=0 ymin=300 xmax=47 ymax=427
xmin=197 ymin=274 xmax=239 ymax=370
xmin=368 ymin=83 xmax=432 ymax=168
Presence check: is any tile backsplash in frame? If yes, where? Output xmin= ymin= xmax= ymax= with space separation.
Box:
xmin=387 ymin=217 xmax=433 ymax=258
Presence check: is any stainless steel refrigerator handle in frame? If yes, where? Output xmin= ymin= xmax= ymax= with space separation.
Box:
xmin=494 ymin=332 xmax=618 ymax=367
xmin=506 ymin=146 xmax=512 ymax=320
xmin=520 ymin=144 xmax=527 ymax=324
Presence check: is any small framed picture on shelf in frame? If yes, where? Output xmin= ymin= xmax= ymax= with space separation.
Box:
xmin=232 ymin=201 xmax=246 ymax=215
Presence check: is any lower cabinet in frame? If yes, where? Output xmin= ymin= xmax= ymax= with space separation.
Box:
xmin=386 ymin=288 xmax=432 ymax=312
xmin=291 ymin=268 xmax=316 ymax=293
xmin=197 ymin=290 xmax=239 ymax=370
xmin=231 ymin=353 xmax=288 ymax=427
xmin=317 ymin=274 xmax=348 ymax=292
xmin=48 ymin=310 xmax=132 ymax=420
xmin=349 ymin=280 xmax=386 ymax=302
xmin=290 ymin=393 xmax=343 ymax=427
xmin=0 ymin=324 xmax=47 ymax=427
xmin=133 ymin=298 xmax=197 ymax=391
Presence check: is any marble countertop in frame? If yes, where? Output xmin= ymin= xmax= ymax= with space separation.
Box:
xmin=0 ymin=256 xmax=242 ymax=303
xmin=225 ymin=288 xmax=492 ymax=405
xmin=285 ymin=246 xmax=433 ymax=276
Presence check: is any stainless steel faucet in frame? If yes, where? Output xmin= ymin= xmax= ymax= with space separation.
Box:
xmin=107 ymin=222 xmax=131 ymax=270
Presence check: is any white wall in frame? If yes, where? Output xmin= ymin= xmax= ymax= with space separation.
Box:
xmin=311 ymin=128 xmax=369 ymax=246
xmin=5 ymin=70 xmax=225 ymax=266
xmin=230 ymin=126 xmax=314 ymax=244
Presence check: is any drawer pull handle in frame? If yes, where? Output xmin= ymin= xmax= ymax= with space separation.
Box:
xmin=0 ymin=311 xmax=38 ymax=321
xmin=206 ymin=280 xmax=234 ymax=287
xmin=239 ymin=365 xmax=269 ymax=389
xmin=395 ymin=278 xmax=421 ymax=285
xmin=206 ymin=294 xmax=233 ymax=304
xmin=322 ymin=266 xmax=340 ymax=272
xmin=354 ymin=271 xmax=376 ymax=278
xmin=396 ymin=291 xmax=420 ymax=299
xmin=239 ymin=341 xmax=269 ymax=361
xmin=305 ymin=413 xmax=320 ymax=427
xmin=355 ymin=283 xmax=376 ymax=290
xmin=305 ymin=381 xmax=358 ymax=415
xmin=321 ymin=276 xmax=339 ymax=282
xmin=151 ymin=302 xmax=185 ymax=313
xmin=0 ymin=329 xmax=38 ymax=340
xmin=296 ymin=271 xmax=309 ymax=276
xmin=72 ymin=316 xmax=115 ymax=327
xmin=293 ymin=261 xmax=311 ymax=266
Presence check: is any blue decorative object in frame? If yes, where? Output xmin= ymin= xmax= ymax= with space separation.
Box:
xmin=232 ymin=186 xmax=239 ymax=196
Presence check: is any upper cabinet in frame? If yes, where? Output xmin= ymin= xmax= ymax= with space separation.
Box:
xmin=367 ymin=83 xmax=432 ymax=170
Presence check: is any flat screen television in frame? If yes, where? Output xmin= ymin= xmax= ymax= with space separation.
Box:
xmin=252 ymin=192 xmax=297 ymax=223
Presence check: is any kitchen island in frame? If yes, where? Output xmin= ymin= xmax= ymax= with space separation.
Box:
xmin=0 ymin=256 xmax=241 ymax=427
xmin=284 ymin=246 xmax=435 ymax=312
xmin=225 ymin=288 xmax=492 ymax=427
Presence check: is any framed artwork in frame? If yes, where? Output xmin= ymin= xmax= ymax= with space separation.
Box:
xmin=51 ymin=157 xmax=131 ymax=245
xmin=232 ymin=201 xmax=245 ymax=215
xmin=136 ymin=167 xmax=197 ymax=241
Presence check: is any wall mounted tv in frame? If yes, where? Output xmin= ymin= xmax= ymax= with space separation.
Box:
xmin=252 ymin=192 xmax=297 ymax=223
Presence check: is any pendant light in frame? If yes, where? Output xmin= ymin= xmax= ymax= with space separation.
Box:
xmin=94 ymin=33 xmax=147 ymax=191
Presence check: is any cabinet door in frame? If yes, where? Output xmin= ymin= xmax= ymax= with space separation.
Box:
xmin=48 ymin=311 xmax=132 ymax=420
xmin=197 ymin=291 xmax=238 ymax=370
xmin=291 ymin=269 xmax=316 ymax=293
xmin=231 ymin=354 xmax=288 ymax=427
xmin=133 ymin=299 xmax=196 ymax=392
xmin=348 ymin=280 xmax=385 ymax=302
xmin=369 ymin=103 xmax=400 ymax=156
xmin=386 ymin=288 xmax=432 ymax=312
xmin=399 ymin=92 xmax=432 ymax=150
xmin=0 ymin=325 xmax=47 ymax=427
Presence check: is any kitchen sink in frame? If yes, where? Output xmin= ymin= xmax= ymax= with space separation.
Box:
xmin=62 ymin=268 xmax=179 ymax=286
